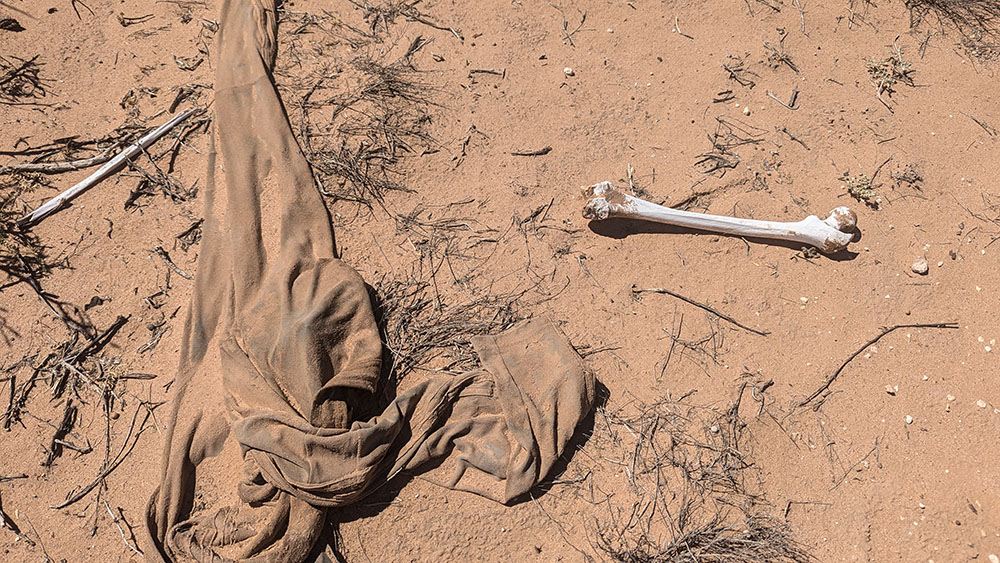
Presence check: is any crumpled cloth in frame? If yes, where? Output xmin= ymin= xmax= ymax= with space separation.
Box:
xmin=141 ymin=1 xmax=595 ymax=561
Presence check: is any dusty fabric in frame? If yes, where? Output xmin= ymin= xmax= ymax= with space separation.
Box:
xmin=142 ymin=1 xmax=594 ymax=561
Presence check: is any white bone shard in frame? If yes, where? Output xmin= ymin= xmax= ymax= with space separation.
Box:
xmin=582 ymin=181 xmax=857 ymax=254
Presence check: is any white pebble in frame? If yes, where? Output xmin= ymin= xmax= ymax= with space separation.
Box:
xmin=905 ymin=415 xmax=913 ymax=424
xmin=989 ymin=554 xmax=999 ymax=563
xmin=977 ymin=399 xmax=988 ymax=409
xmin=563 ymin=67 xmax=575 ymax=76
xmin=743 ymin=105 xmax=751 ymax=116
xmin=911 ymin=258 xmax=929 ymax=275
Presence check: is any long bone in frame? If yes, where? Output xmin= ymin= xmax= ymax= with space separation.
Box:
xmin=582 ymin=181 xmax=857 ymax=254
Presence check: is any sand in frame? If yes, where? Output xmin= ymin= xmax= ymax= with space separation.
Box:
xmin=2 ymin=0 xmax=999 ymax=561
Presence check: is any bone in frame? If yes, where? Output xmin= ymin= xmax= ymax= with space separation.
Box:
xmin=17 ymin=109 xmax=196 ymax=229
xmin=582 ymin=181 xmax=857 ymax=254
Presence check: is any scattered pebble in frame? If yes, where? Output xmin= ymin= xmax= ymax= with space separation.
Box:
xmin=710 ymin=425 xmax=720 ymax=433
xmin=905 ymin=415 xmax=914 ymax=424
xmin=947 ymin=394 xmax=956 ymax=401
xmin=989 ymin=554 xmax=999 ymax=563
xmin=800 ymin=297 xmax=809 ymax=304
xmin=563 ymin=67 xmax=575 ymax=76
xmin=911 ymin=258 xmax=929 ymax=275
xmin=743 ymin=105 xmax=751 ymax=116
xmin=885 ymin=385 xmax=898 ymax=396
xmin=977 ymin=400 xmax=988 ymax=409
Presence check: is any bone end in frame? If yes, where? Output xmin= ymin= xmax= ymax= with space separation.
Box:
xmin=582 ymin=181 xmax=613 ymax=198
xmin=825 ymin=206 xmax=858 ymax=233
xmin=819 ymin=234 xmax=853 ymax=254
xmin=583 ymin=197 xmax=612 ymax=220
xmin=582 ymin=181 xmax=632 ymax=220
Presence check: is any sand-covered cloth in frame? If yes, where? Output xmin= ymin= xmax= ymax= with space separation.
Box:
xmin=142 ymin=1 xmax=594 ymax=561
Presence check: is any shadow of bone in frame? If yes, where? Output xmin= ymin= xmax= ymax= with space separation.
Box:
xmin=586 ymin=218 xmax=860 ymax=262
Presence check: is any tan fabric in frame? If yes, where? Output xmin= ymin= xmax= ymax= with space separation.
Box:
xmin=142 ymin=1 xmax=594 ymax=561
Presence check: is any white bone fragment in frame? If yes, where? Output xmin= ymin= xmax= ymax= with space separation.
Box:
xmin=582 ymin=181 xmax=857 ymax=254
xmin=17 ymin=108 xmax=196 ymax=228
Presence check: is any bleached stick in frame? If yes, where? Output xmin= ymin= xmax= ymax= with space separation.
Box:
xmin=582 ymin=181 xmax=857 ymax=254
xmin=17 ymin=109 xmax=196 ymax=228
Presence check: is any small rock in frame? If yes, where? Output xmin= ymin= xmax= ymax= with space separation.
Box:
xmin=905 ymin=415 xmax=914 ymax=424
xmin=743 ymin=105 xmax=751 ymax=116
xmin=977 ymin=399 xmax=988 ymax=409
xmin=988 ymin=554 xmax=999 ymax=563
xmin=709 ymin=425 xmax=720 ymax=433
xmin=563 ymin=67 xmax=575 ymax=76
xmin=911 ymin=258 xmax=929 ymax=275
xmin=885 ymin=385 xmax=897 ymax=396
xmin=947 ymin=394 xmax=956 ymax=401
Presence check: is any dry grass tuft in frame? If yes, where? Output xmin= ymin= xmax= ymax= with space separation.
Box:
xmin=866 ymin=43 xmax=915 ymax=110
xmin=0 ymin=173 xmax=56 ymax=289
xmin=0 ymin=55 xmax=48 ymax=106
xmin=590 ymin=392 xmax=812 ymax=562
xmin=372 ymin=271 xmax=524 ymax=379
xmin=275 ymin=7 xmax=437 ymax=216
xmin=906 ymin=0 xmax=1000 ymax=40
xmin=907 ymin=0 xmax=1000 ymax=56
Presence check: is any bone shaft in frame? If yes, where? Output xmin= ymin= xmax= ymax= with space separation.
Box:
xmin=627 ymin=197 xmax=808 ymax=241
xmin=17 ymin=109 xmax=195 ymax=228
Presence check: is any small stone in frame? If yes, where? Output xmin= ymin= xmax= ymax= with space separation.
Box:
xmin=743 ymin=105 xmax=751 ymax=116
xmin=947 ymin=395 xmax=956 ymax=401
xmin=885 ymin=385 xmax=897 ymax=396
xmin=563 ymin=67 xmax=575 ymax=76
xmin=977 ymin=399 xmax=988 ymax=409
xmin=905 ymin=415 xmax=914 ymax=424
xmin=988 ymin=554 xmax=998 ymax=563
xmin=911 ymin=258 xmax=929 ymax=275
xmin=800 ymin=297 xmax=809 ymax=303
xmin=710 ymin=425 xmax=720 ymax=433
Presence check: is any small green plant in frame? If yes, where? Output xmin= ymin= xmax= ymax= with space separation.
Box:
xmin=866 ymin=44 xmax=915 ymax=109
xmin=841 ymin=172 xmax=881 ymax=208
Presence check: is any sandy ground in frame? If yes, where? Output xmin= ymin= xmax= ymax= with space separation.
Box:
xmin=2 ymin=0 xmax=999 ymax=561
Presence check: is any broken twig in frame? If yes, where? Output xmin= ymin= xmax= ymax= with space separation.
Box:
xmin=632 ymin=285 xmax=770 ymax=336
xmin=799 ymin=322 xmax=958 ymax=407
xmin=17 ymin=109 xmax=196 ymax=228
xmin=511 ymin=146 xmax=552 ymax=157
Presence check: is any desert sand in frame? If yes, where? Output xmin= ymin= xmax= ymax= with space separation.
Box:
xmin=2 ymin=0 xmax=999 ymax=561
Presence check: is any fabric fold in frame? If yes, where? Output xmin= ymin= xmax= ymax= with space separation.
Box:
xmin=143 ymin=1 xmax=594 ymax=561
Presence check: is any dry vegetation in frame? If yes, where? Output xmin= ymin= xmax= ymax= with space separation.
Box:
xmin=590 ymin=390 xmax=811 ymax=562
xmin=2 ymin=0 xmax=1000 ymax=560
